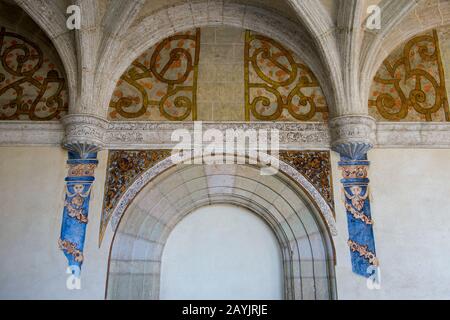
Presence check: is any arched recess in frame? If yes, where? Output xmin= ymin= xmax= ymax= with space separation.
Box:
xmin=105 ymin=155 xmax=337 ymax=300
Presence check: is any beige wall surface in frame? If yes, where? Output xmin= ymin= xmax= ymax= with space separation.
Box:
xmin=197 ymin=27 xmax=246 ymax=121
xmin=0 ymin=147 xmax=109 ymax=299
xmin=332 ymin=149 xmax=450 ymax=299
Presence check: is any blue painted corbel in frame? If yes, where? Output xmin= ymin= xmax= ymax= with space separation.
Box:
xmin=58 ymin=151 xmax=98 ymax=271
xmin=335 ymin=143 xmax=379 ymax=277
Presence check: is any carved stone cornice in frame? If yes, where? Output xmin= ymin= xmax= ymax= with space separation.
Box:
xmin=106 ymin=121 xmax=330 ymax=150
xmin=329 ymin=115 xmax=377 ymax=159
xmin=1 ymin=120 xmax=450 ymax=150
xmin=61 ymin=114 xmax=109 ymax=155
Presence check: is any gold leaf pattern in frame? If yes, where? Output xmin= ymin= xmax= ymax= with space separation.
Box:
xmin=369 ymin=30 xmax=449 ymax=121
xmin=0 ymin=27 xmax=68 ymax=120
xmin=109 ymin=29 xmax=200 ymax=121
xmin=244 ymin=30 xmax=329 ymax=121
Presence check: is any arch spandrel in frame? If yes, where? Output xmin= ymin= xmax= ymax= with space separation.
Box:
xmin=99 ymin=151 xmax=337 ymax=246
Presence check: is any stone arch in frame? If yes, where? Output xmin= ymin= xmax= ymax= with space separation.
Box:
xmin=105 ymin=154 xmax=337 ymax=300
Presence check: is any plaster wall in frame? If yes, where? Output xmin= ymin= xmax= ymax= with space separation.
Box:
xmin=160 ymin=205 xmax=284 ymax=300
xmin=332 ymin=149 xmax=450 ymax=299
xmin=0 ymin=147 xmax=109 ymax=299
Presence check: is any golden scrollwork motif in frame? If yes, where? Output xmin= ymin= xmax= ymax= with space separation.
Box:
xmin=369 ymin=30 xmax=449 ymax=121
xmin=244 ymin=31 xmax=329 ymax=121
xmin=109 ymin=29 xmax=200 ymax=121
xmin=0 ymin=27 xmax=68 ymax=120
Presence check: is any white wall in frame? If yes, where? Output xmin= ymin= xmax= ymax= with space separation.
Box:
xmin=160 ymin=205 xmax=284 ymax=300
xmin=0 ymin=147 xmax=110 ymax=299
xmin=332 ymin=149 xmax=450 ymax=299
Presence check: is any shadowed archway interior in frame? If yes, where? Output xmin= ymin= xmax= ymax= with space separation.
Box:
xmin=106 ymin=162 xmax=336 ymax=300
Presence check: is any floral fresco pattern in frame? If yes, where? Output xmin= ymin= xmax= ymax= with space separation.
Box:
xmin=99 ymin=150 xmax=172 ymax=243
xmin=369 ymin=30 xmax=449 ymax=121
xmin=0 ymin=26 xmax=68 ymax=120
xmin=279 ymin=151 xmax=334 ymax=210
xmin=244 ymin=30 xmax=329 ymax=121
xmin=109 ymin=29 xmax=200 ymax=121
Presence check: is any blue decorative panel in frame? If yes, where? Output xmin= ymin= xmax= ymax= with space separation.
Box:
xmin=339 ymin=154 xmax=379 ymax=277
xmin=58 ymin=151 xmax=98 ymax=270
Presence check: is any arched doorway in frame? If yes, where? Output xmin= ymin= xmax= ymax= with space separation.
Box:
xmin=160 ymin=204 xmax=284 ymax=300
xmin=106 ymin=161 xmax=336 ymax=300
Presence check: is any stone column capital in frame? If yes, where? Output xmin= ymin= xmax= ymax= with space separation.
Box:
xmin=329 ymin=115 xmax=376 ymax=160
xmin=61 ymin=114 xmax=109 ymax=156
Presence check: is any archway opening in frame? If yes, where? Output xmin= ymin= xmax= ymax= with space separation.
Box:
xmin=160 ymin=204 xmax=284 ymax=300
xmin=106 ymin=162 xmax=336 ymax=300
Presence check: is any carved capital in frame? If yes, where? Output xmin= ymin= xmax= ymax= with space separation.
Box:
xmin=62 ymin=114 xmax=109 ymax=155
xmin=329 ymin=115 xmax=376 ymax=159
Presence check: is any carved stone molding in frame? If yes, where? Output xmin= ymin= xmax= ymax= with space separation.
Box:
xmin=329 ymin=115 xmax=377 ymax=159
xmin=1 ymin=120 xmax=450 ymax=149
xmin=61 ymin=114 xmax=109 ymax=155
xmin=107 ymin=121 xmax=330 ymax=149
xmin=376 ymin=122 xmax=450 ymax=148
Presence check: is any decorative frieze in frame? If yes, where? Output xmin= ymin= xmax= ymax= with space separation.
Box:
xmin=106 ymin=121 xmax=330 ymax=149
xmin=1 ymin=120 xmax=450 ymax=148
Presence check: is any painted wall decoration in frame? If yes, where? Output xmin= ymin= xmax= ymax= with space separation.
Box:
xmin=109 ymin=29 xmax=200 ymax=121
xmin=338 ymin=153 xmax=379 ymax=277
xmin=0 ymin=26 xmax=68 ymax=120
xmin=244 ymin=30 xmax=329 ymax=121
xmin=100 ymin=150 xmax=334 ymax=244
xmin=279 ymin=151 xmax=334 ymax=210
xmin=369 ymin=30 xmax=449 ymax=121
xmin=59 ymin=151 xmax=98 ymax=271
xmin=99 ymin=149 xmax=171 ymax=243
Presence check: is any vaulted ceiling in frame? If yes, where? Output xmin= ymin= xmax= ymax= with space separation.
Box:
xmin=5 ymin=0 xmax=450 ymax=118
